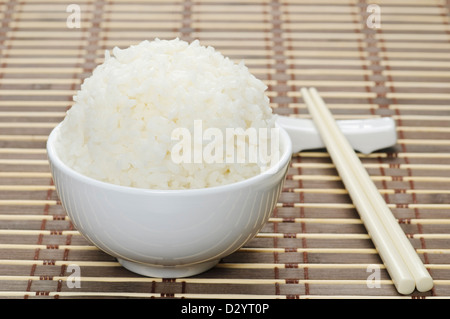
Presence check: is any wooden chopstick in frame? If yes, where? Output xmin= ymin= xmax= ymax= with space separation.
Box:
xmin=301 ymin=87 xmax=433 ymax=295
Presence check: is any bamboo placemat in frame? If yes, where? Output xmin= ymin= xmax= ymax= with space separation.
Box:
xmin=0 ymin=0 xmax=449 ymax=299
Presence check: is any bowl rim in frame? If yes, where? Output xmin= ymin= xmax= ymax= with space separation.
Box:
xmin=46 ymin=122 xmax=292 ymax=195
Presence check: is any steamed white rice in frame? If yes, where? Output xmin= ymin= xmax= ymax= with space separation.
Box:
xmin=55 ymin=38 xmax=277 ymax=189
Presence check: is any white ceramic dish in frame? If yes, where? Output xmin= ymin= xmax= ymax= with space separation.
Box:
xmin=47 ymin=116 xmax=396 ymax=278
xmin=277 ymin=116 xmax=397 ymax=154
xmin=47 ymin=124 xmax=292 ymax=278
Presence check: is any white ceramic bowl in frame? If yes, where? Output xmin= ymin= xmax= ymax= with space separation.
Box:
xmin=46 ymin=124 xmax=292 ymax=278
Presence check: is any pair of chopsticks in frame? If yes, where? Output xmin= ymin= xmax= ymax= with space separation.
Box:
xmin=301 ymin=87 xmax=433 ymax=295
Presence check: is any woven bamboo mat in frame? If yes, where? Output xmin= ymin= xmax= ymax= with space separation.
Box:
xmin=0 ymin=0 xmax=449 ymax=299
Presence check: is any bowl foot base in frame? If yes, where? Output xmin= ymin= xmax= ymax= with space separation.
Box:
xmin=117 ymin=258 xmax=219 ymax=278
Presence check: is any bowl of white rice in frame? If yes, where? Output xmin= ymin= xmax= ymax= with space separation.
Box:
xmin=47 ymin=39 xmax=292 ymax=277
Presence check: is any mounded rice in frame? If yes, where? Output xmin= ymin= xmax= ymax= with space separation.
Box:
xmin=55 ymin=38 xmax=277 ymax=189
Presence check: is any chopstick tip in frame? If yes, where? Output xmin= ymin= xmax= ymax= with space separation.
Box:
xmin=396 ymin=278 xmax=416 ymax=295
xmin=416 ymin=276 xmax=434 ymax=293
